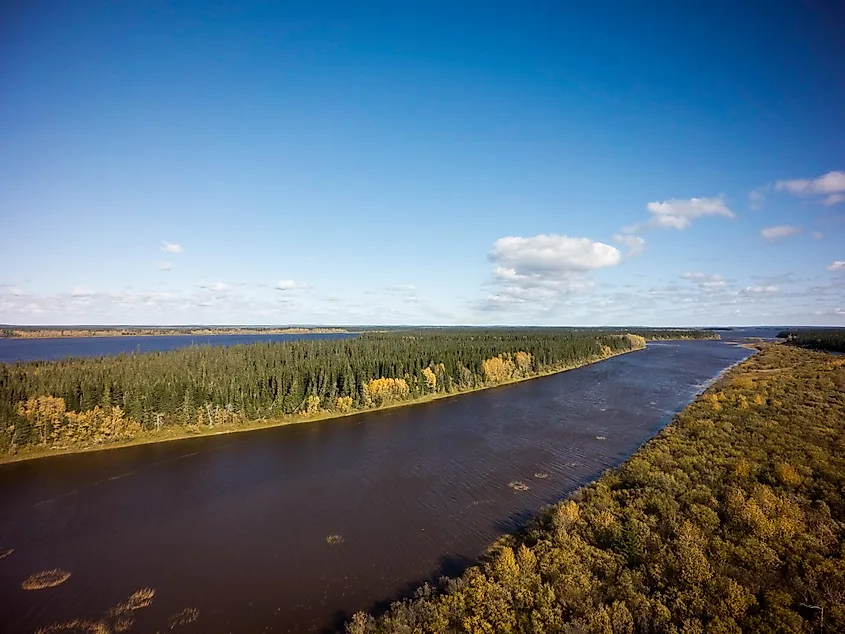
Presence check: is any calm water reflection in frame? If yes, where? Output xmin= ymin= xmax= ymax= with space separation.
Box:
xmin=0 ymin=341 xmax=751 ymax=633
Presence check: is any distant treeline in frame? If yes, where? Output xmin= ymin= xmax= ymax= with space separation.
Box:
xmin=347 ymin=344 xmax=845 ymax=633
xmin=0 ymin=329 xmax=716 ymax=456
xmin=0 ymin=326 xmax=349 ymax=338
xmin=778 ymin=328 xmax=845 ymax=353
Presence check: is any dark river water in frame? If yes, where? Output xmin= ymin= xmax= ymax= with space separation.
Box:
xmin=0 ymin=340 xmax=752 ymax=634
xmin=0 ymin=333 xmax=358 ymax=364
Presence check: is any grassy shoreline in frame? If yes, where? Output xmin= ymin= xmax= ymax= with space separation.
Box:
xmin=349 ymin=343 xmax=845 ymax=633
xmin=0 ymin=345 xmax=647 ymax=466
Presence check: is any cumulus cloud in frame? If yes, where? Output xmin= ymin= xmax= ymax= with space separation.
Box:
xmin=827 ymin=261 xmax=845 ymax=272
xmin=162 ymin=241 xmax=183 ymax=254
xmin=613 ymin=234 xmax=645 ymax=257
xmin=156 ymin=261 xmax=172 ymax=271
xmin=386 ymin=284 xmax=416 ymax=292
xmin=201 ymin=282 xmax=229 ymax=293
xmin=823 ymin=193 xmax=845 ymax=206
xmin=761 ymin=225 xmax=801 ymax=240
xmin=479 ymin=234 xmax=621 ymax=311
xmin=745 ymin=285 xmax=779 ymax=294
xmin=275 ymin=279 xmax=308 ymax=291
xmin=491 ymin=235 xmax=621 ymax=272
xmin=70 ymin=287 xmax=95 ymax=297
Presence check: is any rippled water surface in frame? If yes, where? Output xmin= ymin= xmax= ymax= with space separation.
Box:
xmin=0 ymin=341 xmax=752 ymax=633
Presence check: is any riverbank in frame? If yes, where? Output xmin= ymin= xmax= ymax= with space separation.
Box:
xmin=0 ymin=344 xmax=647 ymax=466
xmin=348 ymin=343 xmax=845 ymax=633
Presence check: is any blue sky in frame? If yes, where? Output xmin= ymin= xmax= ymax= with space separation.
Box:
xmin=1 ymin=1 xmax=844 ymax=326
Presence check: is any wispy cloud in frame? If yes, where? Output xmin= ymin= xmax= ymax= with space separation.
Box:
xmin=775 ymin=170 xmax=845 ymax=206
xmin=760 ymin=225 xmax=801 ymax=240
xmin=612 ymin=233 xmax=645 ymax=257
xmin=744 ymin=285 xmax=779 ymax=294
xmin=822 ymin=193 xmax=845 ymax=207
xmin=275 ymin=279 xmax=309 ymax=291
xmin=162 ymin=241 xmax=183 ymax=254
xmin=681 ymin=272 xmax=727 ymax=290
xmin=200 ymin=282 xmax=230 ymax=293
xmin=623 ymin=196 xmax=734 ymax=233
xmin=748 ymin=186 xmax=769 ymax=210
xmin=156 ymin=261 xmax=172 ymax=271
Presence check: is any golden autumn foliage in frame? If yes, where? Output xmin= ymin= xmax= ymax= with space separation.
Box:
xmin=17 ymin=396 xmax=141 ymax=447
xmin=482 ymin=354 xmax=517 ymax=383
xmin=364 ymin=377 xmax=410 ymax=405
xmin=625 ymin=333 xmax=647 ymax=349
xmin=421 ymin=367 xmax=437 ymax=390
xmin=334 ymin=396 xmax=354 ymax=412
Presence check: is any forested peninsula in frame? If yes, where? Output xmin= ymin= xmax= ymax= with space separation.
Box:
xmin=0 ymin=329 xmax=712 ymax=462
xmin=778 ymin=328 xmax=845 ymax=353
xmin=347 ymin=344 xmax=845 ymax=634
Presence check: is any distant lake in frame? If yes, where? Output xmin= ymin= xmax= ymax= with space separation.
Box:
xmin=0 ymin=333 xmax=359 ymax=364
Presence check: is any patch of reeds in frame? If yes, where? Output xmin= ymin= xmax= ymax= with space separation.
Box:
xmin=34 ymin=619 xmax=109 ymax=634
xmin=167 ymin=607 xmax=200 ymax=629
xmin=22 ymin=569 xmax=71 ymax=590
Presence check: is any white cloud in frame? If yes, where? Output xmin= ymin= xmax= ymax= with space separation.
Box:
xmin=202 ymin=282 xmax=229 ymax=293
xmin=827 ymin=261 xmax=845 ymax=272
xmin=775 ymin=170 xmax=845 ymax=196
xmin=644 ymin=196 xmax=734 ymax=230
xmin=386 ymin=284 xmax=416 ymax=292
xmin=613 ymin=233 xmax=645 ymax=257
xmin=682 ymin=272 xmax=726 ymax=290
xmin=70 ymin=287 xmax=94 ymax=297
xmin=760 ymin=225 xmax=801 ymax=240
xmin=275 ymin=279 xmax=308 ymax=291
xmin=490 ymin=234 xmax=621 ymax=272
xmin=822 ymin=193 xmax=845 ymax=206
xmin=812 ymin=231 xmax=824 ymax=239
xmin=162 ymin=241 xmax=183 ymax=254
xmin=479 ymin=234 xmax=621 ymax=312
xmin=745 ymin=285 xmax=779 ymax=294
xmin=156 ymin=261 xmax=172 ymax=271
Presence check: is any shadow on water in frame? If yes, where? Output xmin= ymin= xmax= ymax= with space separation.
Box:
xmin=323 ymin=553 xmax=480 ymax=633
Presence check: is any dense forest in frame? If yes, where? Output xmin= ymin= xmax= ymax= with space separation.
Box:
xmin=778 ymin=328 xmax=845 ymax=353
xmin=0 ymin=329 xmax=713 ymax=457
xmin=347 ymin=344 xmax=845 ymax=633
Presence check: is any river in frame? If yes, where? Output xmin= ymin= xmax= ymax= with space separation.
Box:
xmin=0 ymin=340 xmax=752 ymax=633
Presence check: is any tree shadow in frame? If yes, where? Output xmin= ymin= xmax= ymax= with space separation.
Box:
xmin=320 ymin=552 xmax=478 ymax=633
